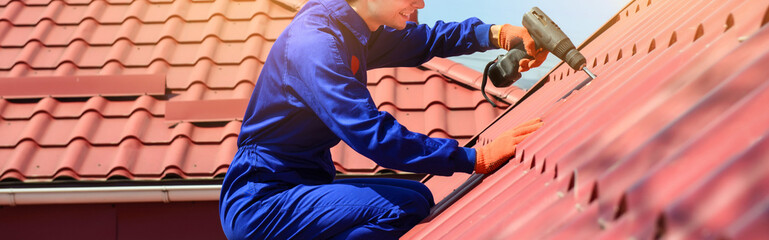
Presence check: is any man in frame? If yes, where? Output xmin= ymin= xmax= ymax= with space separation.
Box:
xmin=219 ymin=0 xmax=547 ymax=239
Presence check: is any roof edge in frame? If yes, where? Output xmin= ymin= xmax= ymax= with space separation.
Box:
xmin=0 ymin=184 xmax=221 ymax=206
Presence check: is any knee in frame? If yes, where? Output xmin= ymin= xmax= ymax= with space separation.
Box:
xmin=410 ymin=193 xmax=431 ymax=216
xmin=371 ymin=197 xmax=430 ymax=237
xmin=415 ymin=183 xmax=435 ymax=206
xmin=401 ymin=181 xmax=435 ymax=207
xmin=391 ymin=190 xmax=432 ymax=225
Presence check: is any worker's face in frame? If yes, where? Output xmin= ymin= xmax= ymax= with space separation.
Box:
xmin=366 ymin=0 xmax=424 ymax=30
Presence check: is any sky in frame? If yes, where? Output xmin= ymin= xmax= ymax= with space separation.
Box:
xmin=419 ymin=0 xmax=628 ymax=89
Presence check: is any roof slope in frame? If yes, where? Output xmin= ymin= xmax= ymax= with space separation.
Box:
xmin=0 ymin=0 xmax=518 ymax=182
xmin=406 ymin=0 xmax=769 ymax=239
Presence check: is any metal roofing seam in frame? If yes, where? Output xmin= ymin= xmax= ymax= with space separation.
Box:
xmin=725 ymin=191 xmax=769 ymax=239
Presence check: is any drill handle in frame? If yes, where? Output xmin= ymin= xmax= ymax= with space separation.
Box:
xmin=488 ymin=43 xmax=530 ymax=87
xmin=481 ymin=43 xmax=530 ymax=108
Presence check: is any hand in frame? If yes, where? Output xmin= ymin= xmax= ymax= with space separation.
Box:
xmin=474 ymin=118 xmax=543 ymax=174
xmin=495 ymin=24 xmax=549 ymax=72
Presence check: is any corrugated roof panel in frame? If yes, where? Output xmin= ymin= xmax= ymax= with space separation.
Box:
xmin=406 ymin=0 xmax=769 ymax=239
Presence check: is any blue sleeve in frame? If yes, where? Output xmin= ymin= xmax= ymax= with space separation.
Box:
xmin=367 ymin=17 xmax=495 ymax=68
xmin=284 ymin=25 xmax=475 ymax=176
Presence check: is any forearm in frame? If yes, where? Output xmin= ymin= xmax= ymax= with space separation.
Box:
xmin=490 ymin=24 xmax=502 ymax=48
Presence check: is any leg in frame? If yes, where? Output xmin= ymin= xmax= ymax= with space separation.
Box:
xmin=252 ymin=181 xmax=431 ymax=239
xmin=333 ymin=178 xmax=435 ymax=207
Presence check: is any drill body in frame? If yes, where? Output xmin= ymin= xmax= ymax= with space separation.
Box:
xmin=486 ymin=7 xmax=595 ymax=92
xmin=523 ymin=7 xmax=587 ymax=71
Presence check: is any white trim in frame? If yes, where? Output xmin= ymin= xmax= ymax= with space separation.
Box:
xmin=0 ymin=185 xmax=221 ymax=206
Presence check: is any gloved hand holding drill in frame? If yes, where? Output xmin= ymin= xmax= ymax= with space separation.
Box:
xmin=475 ymin=118 xmax=544 ymax=174
xmin=491 ymin=24 xmax=549 ymax=72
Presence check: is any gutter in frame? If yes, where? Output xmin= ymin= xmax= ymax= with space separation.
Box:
xmin=0 ymin=185 xmax=221 ymax=206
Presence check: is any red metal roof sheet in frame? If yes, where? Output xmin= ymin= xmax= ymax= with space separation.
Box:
xmin=0 ymin=0 xmax=517 ymax=182
xmin=405 ymin=0 xmax=769 ymax=239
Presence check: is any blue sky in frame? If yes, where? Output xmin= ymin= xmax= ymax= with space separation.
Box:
xmin=419 ymin=0 xmax=628 ymax=89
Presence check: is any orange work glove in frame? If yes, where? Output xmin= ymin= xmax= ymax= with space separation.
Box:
xmin=497 ymin=24 xmax=549 ymax=73
xmin=474 ymin=118 xmax=544 ymax=174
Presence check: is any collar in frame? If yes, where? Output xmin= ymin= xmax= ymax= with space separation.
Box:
xmin=317 ymin=0 xmax=372 ymax=46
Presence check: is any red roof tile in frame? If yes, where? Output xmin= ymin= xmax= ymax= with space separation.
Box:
xmin=0 ymin=137 xmax=235 ymax=182
xmin=0 ymin=0 xmax=516 ymax=182
xmin=0 ymin=95 xmax=165 ymax=119
xmin=0 ymin=15 xmax=288 ymax=47
xmin=0 ymin=74 xmax=165 ymax=98
xmin=405 ymin=0 xmax=769 ymax=239
xmin=422 ymin=57 xmax=525 ymax=102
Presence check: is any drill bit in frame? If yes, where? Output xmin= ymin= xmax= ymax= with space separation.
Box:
xmin=583 ymin=67 xmax=597 ymax=79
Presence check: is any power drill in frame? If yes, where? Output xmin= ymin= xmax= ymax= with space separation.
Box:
xmin=482 ymin=7 xmax=597 ymax=107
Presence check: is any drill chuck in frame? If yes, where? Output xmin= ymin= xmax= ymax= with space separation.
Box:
xmin=564 ymin=48 xmax=587 ymax=70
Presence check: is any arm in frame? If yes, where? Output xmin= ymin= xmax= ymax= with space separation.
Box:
xmin=366 ymin=18 xmax=497 ymax=68
xmin=367 ymin=19 xmax=547 ymax=73
xmin=285 ymin=28 xmax=475 ymax=176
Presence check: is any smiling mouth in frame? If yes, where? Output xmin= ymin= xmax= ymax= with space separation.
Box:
xmin=399 ymin=11 xmax=412 ymax=19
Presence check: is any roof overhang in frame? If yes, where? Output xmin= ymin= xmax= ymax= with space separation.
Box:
xmin=0 ymin=184 xmax=220 ymax=206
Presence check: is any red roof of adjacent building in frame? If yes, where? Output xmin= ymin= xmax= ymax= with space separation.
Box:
xmin=405 ymin=0 xmax=769 ymax=239
xmin=0 ymin=0 xmax=520 ymax=182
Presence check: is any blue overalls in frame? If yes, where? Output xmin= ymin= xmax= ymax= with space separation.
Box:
xmin=219 ymin=0 xmax=495 ymax=238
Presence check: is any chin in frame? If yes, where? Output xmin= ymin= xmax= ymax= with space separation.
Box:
xmin=387 ymin=22 xmax=408 ymax=30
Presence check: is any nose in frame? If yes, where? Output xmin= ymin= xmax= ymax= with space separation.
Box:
xmin=413 ymin=0 xmax=425 ymax=9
